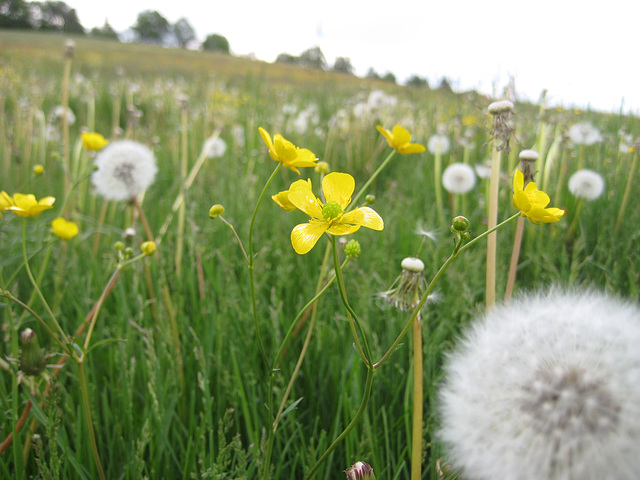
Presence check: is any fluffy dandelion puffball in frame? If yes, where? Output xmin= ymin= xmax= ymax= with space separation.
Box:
xmin=442 ymin=163 xmax=476 ymax=194
xmin=427 ymin=133 xmax=451 ymax=155
xmin=438 ymin=289 xmax=640 ymax=480
xmin=568 ymin=122 xmax=602 ymax=146
xmin=92 ymin=140 xmax=158 ymax=201
xmin=568 ymin=169 xmax=605 ymax=200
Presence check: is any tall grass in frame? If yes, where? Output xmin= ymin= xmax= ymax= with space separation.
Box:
xmin=1 ymin=30 xmax=639 ymax=479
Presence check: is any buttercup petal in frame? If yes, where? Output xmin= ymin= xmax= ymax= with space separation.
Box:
xmin=288 ymin=186 xmax=323 ymax=219
xmin=341 ymin=207 xmax=384 ymax=231
xmin=326 ymin=223 xmax=361 ymax=236
xmin=291 ymin=221 xmax=328 ymax=254
xmin=322 ymin=172 xmax=355 ymax=209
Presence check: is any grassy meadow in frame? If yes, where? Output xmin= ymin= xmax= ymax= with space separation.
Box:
xmin=1 ymin=29 xmax=640 ymax=479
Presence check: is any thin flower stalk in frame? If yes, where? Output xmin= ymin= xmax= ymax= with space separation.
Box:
xmin=77 ymin=361 xmax=107 ymax=480
xmin=411 ymin=311 xmax=423 ymax=480
xmin=615 ymin=148 xmax=637 ymax=234
xmin=486 ymin=146 xmax=502 ymax=308
xmin=175 ymin=101 xmax=189 ymax=275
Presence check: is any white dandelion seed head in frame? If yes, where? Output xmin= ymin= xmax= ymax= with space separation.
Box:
xmin=91 ymin=140 xmax=158 ymax=201
xmin=401 ymin=257 xmax=425 ymax=273
xmin=568 ymin=122 xmax=602 ymax=146
xmin=474 ymin=162 xmax=492 ymax=179
xmin=205 ymin=136 xmax=227 ymax=158
xmin=568 ymin=169 xmax=605 ymax=200
xmin=518 ymin=149 xmax=539 ymax=162
xmin=231 ymin=124 xmax=245 ymax=147
xmin=442 ymin=163 xmax=476 ymax=194
xmin=52 ymin=106 xmax=75 ymax=125
xmin=488 ymin=99 xmax=514 ymax=115
xmin=366 ymin=90 xmax=398 ymax=110
xmin=438 ymin=289 xmax=640 ymax=480
xmin=428 ymin=134 xmax=451 ymax=155
xmin=414 ymin=224 xmax=438 ymax=243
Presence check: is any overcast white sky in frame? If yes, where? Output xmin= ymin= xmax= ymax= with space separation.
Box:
xmin=63 ymin=0 xmax=639 ymax=114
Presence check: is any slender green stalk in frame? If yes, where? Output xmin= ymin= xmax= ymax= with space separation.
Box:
xmin=504 ymin=215 xmax=525 ymax=302
xmin=486 ymin=148 xmax=502 ymax=308
xmin=349 ymin=149 xmax=395 ymax=209
xmin=248 ymin=163 xmax=282 ymax=371
xmin=411 ymin=311 xmax=423 ymax=480
xmin=434 ymin=148 xmax=444 ymax=226
xmin=303 ymin=366 xmax=375 ymax=480
xmin=615 ymin=150 xmax=637 ymax=234
xmin=77 ymin=361 xmax=106 ymax=480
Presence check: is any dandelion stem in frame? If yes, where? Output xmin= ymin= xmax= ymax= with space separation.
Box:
xmin=504 ymin=215 xmax=526 ymax=302
xmin=411 ymin=311 xmax=423 ymax=480
xmin=486 ymin=148 xmax=502 ymax=308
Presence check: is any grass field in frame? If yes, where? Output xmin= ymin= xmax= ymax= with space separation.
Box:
xmin=1 ymin=29 xmax=640 ymax=479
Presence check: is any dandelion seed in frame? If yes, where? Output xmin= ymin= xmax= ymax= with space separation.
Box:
xmin=427 ymin=133 xmax=450 ymax=155
xmin=474 ymin=162 xmax=492 ymax=179
xmin=438 ymin=289 xmax=640 ymax=480
xmin=568 ymin=122 xmax=602 ymax=146
xmin=91 ymin=140 xmax=158 ymax=201
xmin=442 ymin=163 xmax=476 ymax=194
xmin=568 ymin=169 xmax=605 ymax=200
xmin=52 ymin=106 xmax=75 ymax=126
xmin=205 ymin=137 xmax=227 ymax=158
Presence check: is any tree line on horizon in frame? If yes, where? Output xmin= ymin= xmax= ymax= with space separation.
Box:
xmin=1 ymin=0 xmax=439 ymax=87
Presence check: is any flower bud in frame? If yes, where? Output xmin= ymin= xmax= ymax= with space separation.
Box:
xmin=114 ymin=241 xmax=125 ymax=251
xmin=451 ymin=216 xmax=470 ymax=232
xmin=365 ymin=194 xmax=376 ymax=205
xmin=33 ymin=164 xmax=44 ymax=176
xmin=19 ymin=328 xmax=46 ymax=376
xmin=209 ymin=204 xmax=225 ymax=219
xmin=345 ymin=461 xmax=375 ymax=480
xmin=344 ymin=239 xmax=361 ymax=258
xmin=141 ymin=241 xmax=157 ymax=256
xmin=315 ymin=161 xmax=330 ymax=174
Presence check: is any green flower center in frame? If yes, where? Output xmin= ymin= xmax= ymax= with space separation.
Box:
xmin=322 ymin=200 xmax=343 ymax=220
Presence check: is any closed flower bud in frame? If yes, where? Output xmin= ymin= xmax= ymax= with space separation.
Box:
xmin=451 ymin=216 xmax=470 ymax=232
xmin=33 ymin=164 xmax=44 ymax=176
xmin=141 ymin=241 xmax=157 ymax=256
xmin=365 ymin=194 xmax=376 ymax=204
xmin=209 ymin=204 xmax=225 ymax=219
xmin=345 ymin=461 xmax=375 ymax=480
xmin=315 ymin=161 xmax=330 ymax=174
xmin=19 ymin=328 xmax=46 ymax=376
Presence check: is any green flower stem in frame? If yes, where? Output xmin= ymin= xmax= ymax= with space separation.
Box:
xmin=220 ymin=216 xmax=250 ymax=266
xmin=615 ymin=149 xmax=637 ymax=234
xmin=375 ymin=212 xmax=522 ymax=370
xmin=248 ymin=163 xmax=281 ymax=371
xmin=82 ymin=267 xmax=122 ymax=355
xmin=303 ymin=366 xmax=375 ymax=480
xmin=77 ymin=361 xmax=107 ymax=480
xmin=434 ymin=148 xmax=444 ymax=226
xmin=20 ymin=219 xmax=66 ymax=345
xmin=348 ymin=149 xmax=396 ymax=209
xmin=486 ymin=147 xmax=502 ymax=308
xmin=330 ymin=236 xmax=373 ymax=366
xmin=411 ymin=311 xmax=423 ymax=480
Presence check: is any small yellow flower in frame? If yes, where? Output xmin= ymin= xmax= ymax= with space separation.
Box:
xmin=33 ymin=164 xmax=44 ymax=176
xmin=286 ymin=172 xmax=384 ymax=254
xmin=141 ymin=241 xmax=157 ymax=256
xmin=258 ymin=127 xmax=317 ymax=174
xmin=512 ymin=170 xmax=564 ymax=224
xmin=81 ymin=132 xmax=109 ymax=151
xmin=8 ymin=193 xmax=55 ymax=218
xmin=376 ymin=125 xmax=426 ymax=155
xmin=272 ymin=179 xmax=312 ymax=211
xmin=208 ymin=204 xmax=225 ymax=219
xmin=51 ymin=217 xmax=79 ymax=240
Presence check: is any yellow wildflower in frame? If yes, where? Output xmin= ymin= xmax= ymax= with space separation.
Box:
xmin=376 ymin=125 xmax=426 ymax=154
xmin=1 ymin=191 xmax=13 ymax=210
xmin=258 ymin=127 xmax=317 ymax=174
xmin=272 ymin=179 xmax=312 ymax=211
xmin=8 ymin=193 xmax=55 ymax=218
xmin=286 ymin=172 xmax=384 ymax=254
xmin=51 ymin=217 xmax=79 ymax=240
xmin=512 ymin=170 xmax=564 ymax=224
xmin=81 ymin=132 xmax=109 ymax=151
xmin=33 ymin=164 xmax=44 ymax=176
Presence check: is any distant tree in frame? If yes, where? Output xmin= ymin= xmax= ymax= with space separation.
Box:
xmin=90 ymin=19 xmax=118 ymax=41
xmin=30 ymin=1 xmax=84 ymax=33
xmin=173 ymin=17 xmax=195 ymax=48
xmin=438 ymin=77 xmax=453 ymax=92
xmin=0 ymin=0 xmax=31 ymax=29
xmin=332 ymin=56 xmax=354 ymax=75
xmin=275 ymin=52 xmax=298 ymax=64
xmin=202 ymin=33 xmax=230 ymax=53
xmin=406 ymin=74 xmax=429 ymax=88
xmin=366 ymin=67 xmax=380 ymax=80
xmin=382 ymin=71 xmax=396 ymax=83
xmin=132 ymin=10 xmax=170 ymax=44
xmin=298 ymin=46 xmax=326 ymax=70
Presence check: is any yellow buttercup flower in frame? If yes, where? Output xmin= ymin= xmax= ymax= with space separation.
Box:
xmin=376 ymin=125 xmax=426 ymax=155
xmin=286 ymin=172 xmax=384 ymax=254
xmin=1 ymin=191 xmax=13 ymax=210
xmin=81 ymin=132 xmax=109 ymax=151
xmin=141 ymin=241 xmax=157 ymax=256
xmin=51 ymin=217 xmax=79 ymax=240
xmin=512 ymin=170 xmax=564 ymax=224
xmin=272 ymin=179 xmax=312 ymax=211
xmin=258 ymin=127 xmax=317 ymax=174
xmin=8 ymin=193 xmax=55 ymax=218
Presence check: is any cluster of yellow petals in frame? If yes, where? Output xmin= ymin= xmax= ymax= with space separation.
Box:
xmin=512 ymin=170 xmax=564 ymax=224
xmin=274 ymin=172 xmax=384 ymax=254
xmin=51 ymin=217 xmax=79 ymax=240
xmin=376 ymin=125 xmax=426 ymax=155
xmin=2 ymin=193 xmax=55 ymax=218
xmin=259 ymin=127 xmax=317 ymax=174
xmin=81 ymin=132 xmax=109 ymax=151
